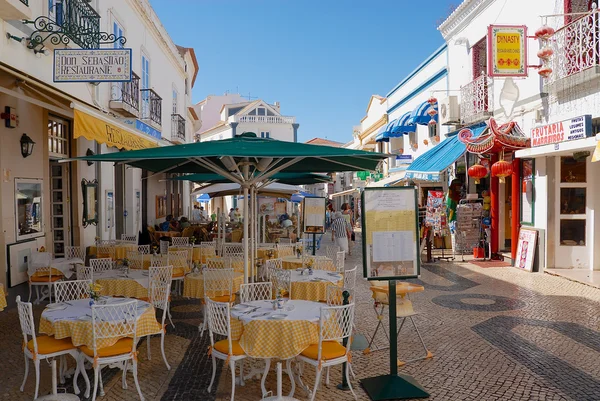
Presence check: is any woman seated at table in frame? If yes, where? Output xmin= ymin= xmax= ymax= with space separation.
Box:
xmin=159 ymin=215 xmax=179 ymax=232
xmin=179 ymin=216 xmax=191 ymax=230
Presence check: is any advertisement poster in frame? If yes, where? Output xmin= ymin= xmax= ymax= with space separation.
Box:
xmin=361 ymin=187 xmax=419 ymax=280
xmin=425 ymin=190 xmax=448 ymax=236
xmin=302 ymin=197 xmax=325 ymax=233
xmin=515 ymin=227 xmax=538 ymax=272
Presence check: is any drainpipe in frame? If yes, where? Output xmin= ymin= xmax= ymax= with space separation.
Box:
xmin=292 ymin=123 xmax=300 ymax=142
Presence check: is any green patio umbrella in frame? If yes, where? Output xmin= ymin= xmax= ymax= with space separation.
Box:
xmin=66 ymin=133 xmax=388 ymax=282
xmin=170 ymin=172 xmax=332 ymax=186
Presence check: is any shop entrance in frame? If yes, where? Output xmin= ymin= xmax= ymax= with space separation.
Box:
xmin=48 ymin=116 xmax=72 ymax=257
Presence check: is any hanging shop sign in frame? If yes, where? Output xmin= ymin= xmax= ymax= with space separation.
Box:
xmin=487 ymin=25 xmax=527 ymax=77
xmin=530 ymin=115 xmax=592 ymax=147
xmin=395 ymin=155 xmax=413 ymax=163
xmin=54 ymin=49 xmax=132 ymax=83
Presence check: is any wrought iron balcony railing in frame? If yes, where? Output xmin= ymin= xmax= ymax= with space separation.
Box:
xmin=171 ymin=114 xmax=186 ymax=142
xmin=545 ymin=10 xmax=600 ymax=87
xmin=141 ymin=89 xmax=162 ymax=127
xmin=460 ymin=75 xmax=493 ymax=125
xmin=110 ymin=72 xmax=140 ymax=116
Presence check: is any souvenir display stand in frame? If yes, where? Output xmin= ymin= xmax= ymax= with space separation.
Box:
xmin=425 ymin=190 xmax=452 ymax=261
xmin=452 ymin=199 xmax=484 ymax=262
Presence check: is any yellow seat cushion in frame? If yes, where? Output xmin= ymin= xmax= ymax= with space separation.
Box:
xmin=79 ymin=338 xmax=133 ymax=358
xmin=30 ymin=275 xmax=62 ymax=283
xmin=28 ymin=336 xmax=75 ymax=355
xmin=208 ymin=294 xmax=236 ymax=303
xmin=300 ymin=341 xmax=347 ymax=361
xmin=213 ymin=339 xmax=245 ymax=356
xmin=172 ymin=267 xmax=186 ymax=278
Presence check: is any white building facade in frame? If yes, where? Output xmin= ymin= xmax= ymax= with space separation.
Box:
xmin=0 ymin=0 xmax=197 ymax=289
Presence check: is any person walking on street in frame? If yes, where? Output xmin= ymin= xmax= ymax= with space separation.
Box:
xmin=331 ymin=211 xmax=351 ymax=254
xmin=341 ymin=203 xmax=354 ymax=255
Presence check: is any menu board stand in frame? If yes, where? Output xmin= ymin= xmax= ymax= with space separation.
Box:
xmin=360 ymin=187 xmax=429 ymax=400
xmin=301 ymin=197 xmax=326 ymax=256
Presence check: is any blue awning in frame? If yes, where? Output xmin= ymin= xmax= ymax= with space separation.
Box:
xmin=391 ymin=111 xmax=415 ymax=136
xmin=375 ymin=119 xmax=398 ymax=142
xmin=196 ymin=193 xmax=211 ymax=202
xmin=405 ymin=124 xmax=486 ymax=181
xmin=408 ymin=101 xmax=437 ymax=125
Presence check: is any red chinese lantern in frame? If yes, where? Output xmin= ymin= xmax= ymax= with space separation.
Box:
xmin=535 ymin=25 xmax=555 ymax=40
xmin=427 ymin=96 xmax=437 ymax=105
xmin=427 ymin=107 xmax=437 ymax=117
xmin=538 ymin=67 xmax=553 ymax=78
xmin=423 ymin=139 xmax=429 ymax=145
xmin=491 ymin=160 xmax=513 ymax=183
xmin=537 ymin=46 xmax=554 ymax=60
xmin=468 ymin=163 xmax=488 ymax=184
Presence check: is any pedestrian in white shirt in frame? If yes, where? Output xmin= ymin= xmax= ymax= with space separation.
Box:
xmin=331 ymin=211 xmax=351 ymax=253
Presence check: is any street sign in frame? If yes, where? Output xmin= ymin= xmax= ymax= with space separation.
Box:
xmin=54 ymin=49 xmax=132 ymax=83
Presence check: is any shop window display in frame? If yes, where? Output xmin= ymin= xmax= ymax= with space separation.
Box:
xmin=560 ymin=219 xmax=586 ymax=246
xmin=560 ymin=188 xmax=586 ymax=214
xmin=560 ymin=157 xmax=586 ymax=183
xmin=15 ymin=179 xmax=43 ymax=241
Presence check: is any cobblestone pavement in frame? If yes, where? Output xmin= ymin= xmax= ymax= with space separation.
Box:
xmin=1 ymin=233 xmax=599 ymax=401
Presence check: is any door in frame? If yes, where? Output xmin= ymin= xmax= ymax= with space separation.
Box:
xmin=554 ymin=156 xmax=590 ymax=269
xmin=50 ymin=162 xmax=70 ymax=257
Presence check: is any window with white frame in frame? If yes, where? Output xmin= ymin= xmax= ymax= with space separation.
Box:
xmin=48 ymin=116 xmax=70 ymax=157
xmin=249 ymin=107 xmax=267 ymax=116
xmin=141 ymin=54 xmax=150 ymax=117
xmin=260 ymin=131 xmax=270 ymax=138
xmin=113 ymin=21 xmax=124 ymax=49
xmin=172 ymin=87 xmax=178 ymax=115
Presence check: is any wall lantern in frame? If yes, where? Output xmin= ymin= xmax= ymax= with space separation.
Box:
xmin=20 ymin=133 xmax=35 ymax=158
xmin=86 ymin=148 xmax=95 ymax=166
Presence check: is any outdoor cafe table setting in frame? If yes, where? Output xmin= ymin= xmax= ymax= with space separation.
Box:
xmin=94 ymin=269 xmax=150 ymax=299
xmin=229 ymin=299 xmax=323 ymax=396
xmin=280 ymin=255 xmax=335 ymax=271
xmin=89 ymin=242 xmax=137 ymax=260
xmin=38 ymin=297 xmax=162 ymax=349
xmin=29 ymin=252 xmax=85 ymax=280
xmin=183 ymin=270 xmax=245 ymax=299
xmin=290 ymin=269 xmax=343 ymax=301
xmin=170 ymin=245 xmax=217 ymax=264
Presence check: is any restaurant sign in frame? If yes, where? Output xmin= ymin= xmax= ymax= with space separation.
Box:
xmin=530 ymin=115 xmax=592 ymax=147
xmin=487 ymin=25 xmax=527 ymax=77
xmin=54 ymin=49 xmax=132 ymax=83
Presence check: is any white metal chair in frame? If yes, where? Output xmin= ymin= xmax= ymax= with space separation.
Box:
xmin=335 ymin=251 xmax=346 ymax=273
xmin=137 ymin=245 xmax=151 ymax=255
xmin=313 ymin=256 xmax=331 ymax=271
xmin=90 ymin=258 xmax=114 ymax=274
xmin=326 ymin=245 xmax=341 ymax=261
xmin=206 ymin=257 xmax=227 ymax=269
xmin=150 ymin=254 xmax=167 ymax=268
xmin=77 ymin=300 xmax=143 ymax=401
xmin=326 ymin=286 xmax=354 ymax=306
xmin=95 ymin=241 xmax=116 ymax=260
xmin=276 ymin=243 xmax=295 ymax=257
xmin=17 ymin=296 xmax=82 ymax=400
xmin=120 ymin=234 xmax=138 ymax=243
xmin=269 ymin=266 xmax=291 ymax=298
xmin=145 ymin=265 xmax=173 ymax=370
xmin=54 ymin=279 xmax=92 ymax=303
xmin=28 ymin=252 xmax=61 ymax=304
xmin=205 ymin=298 xmax=247 ymax=401
xmin=199 ymin=241 xmax=217 ymax=265
xmin=227 ymin=255 xmax=244 ymax=273
xmin=223 ymin=243 xmax=243 ymax=257
xmin=168 ymin=250 xmax=189 ymax=295
xmin=65 ymin=246 xmax=86 ymax=261
xmin=127 ymin=250 xmax=145 ymax=270
xmin=343 ymin=266 xmax=358 ymax=290
xmin=200 ymin=268 xmax=235 ymax=334
xmin=296 ymin=303 xmax=357 ymax=401
xmin=278 ymin=238 xmax=292 ymax=244
xmin=77 ymin=265 xmax=93 ymax=281
xmin=240 ymin=282 xmax=272 ymax=303
xmin=171 ymin=236 xmax=189 ymax=247
xmin=264 ymin=258 xmax=282 ymax=280
xmin=159 ymin=240 xmax=170 ymax=255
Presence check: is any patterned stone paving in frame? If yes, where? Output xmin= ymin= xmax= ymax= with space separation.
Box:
xmin=1 ymin=233 xmax=599 ymax=401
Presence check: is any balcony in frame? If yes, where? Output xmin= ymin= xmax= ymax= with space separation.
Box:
xmin=171 ymin=114 xmax=186 ymax=143
xmin=235 ymin=115 xmax=295 ymax=124
xmin=545 ymin=11 xmax=600 ymax=92
xmin=0 ymin=0 xmax=32 ymax=20
xmin=54 ymin=0 xmax=100 ymax=49
xmin=109 ymin=73 xmax=140 ymax=117
xmin=460 ymin=75 xmax=493 ymax=125
xmin=141 ymin=89 xmax=162 ymax=128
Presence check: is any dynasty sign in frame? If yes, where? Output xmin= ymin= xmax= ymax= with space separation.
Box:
xmin=487 ymin=25 xmax=527 ymax=77
xmin=530 ymin=115 xmax=592 ymax=147
xmin=54 ymin=49 xmax=132 ymax=83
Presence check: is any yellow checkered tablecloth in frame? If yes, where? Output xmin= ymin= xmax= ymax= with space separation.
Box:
xmin=0 ymin=284 xmax=6 ymax=311
xmin=90 ymin=244 xmax=137 ymax=260
xmin=229 ymin=300 xmax=322 ymax=359
xmin=281 ymin=255 xmax=336 ymax=271
xmin=291 ymin=279 xmax=342 ymax=302
xmin=256 ymin=248 xmax=279 ymax=261
xmin=39 ymin=301 xmax=161 ymax=349
xmin=95 ymin=278 xmax=148 ymax=299
xmin=183 ymin=271 xmax=244 ymax=299
xmin=31 ymin=268 xmax=64 ymax=278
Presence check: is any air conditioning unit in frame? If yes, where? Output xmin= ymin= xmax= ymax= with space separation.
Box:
xmin=439 ymin=96 xmax=460 ymax=125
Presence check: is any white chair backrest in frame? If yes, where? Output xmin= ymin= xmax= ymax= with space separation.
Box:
xmin=264 ymin=258 xmax=282 ymax=279
xmin=65 ymin=246 xmax=85 ymax=260
xmin=344 ymin=266 xmax=358 ymax=290
xmin=277 ymin=243 xmax=295 ymax=257
xmin=96 ymin=243 xmax=116 ymax=260
xmin=90 ymin=301 xmax=138 ymax=354
xmin=90 ymin=258 xmax=114 ymax=273
xmin=137 ymin=245 xmax=151 ymax=255
xmin=149 ymin=265 xmax=173 ymax=311
xmin=96 ymin=240 xmax=117 ymax=246
xmin=223 ymin=243 xmax=243 ymax=257
xmin=205 ymin=298 xmax=232 ymax=345
xmin=313 ymin=256 xmax=330 ymax=271
xmin=203 ymin=268 xmax=234 ymax=298
xmin=199 ymin=243 xmax=216 ymax=261
xmin=30 ymin=251 xmax=52 ymax=269
xmin=270 ymin=267 xmax=291 ymax=297
xmin=278 ymin=238 xmax=292 ymax=244
xmin=55 ymin=279 xmax=92 ymax=303
xmin=206 ymin=257 xmax=227 ymax=269
xmin=326 ymin=286 xmax=353 ymax=306
xmin=16 ymin=296 xmax=37 ymax=352
xmin=77 ymin=265 xmax=93 ymax=281
xmin=120 ymin=234 xmax=137 ymax=243
xmin=319 ymin=303 xmax=355 ymax=344
xmin=159 ymin=240 xmax=170 ymax=254
xmin=335 ymin=251 xmax=345 ymax=272
xmin=171 ymin=237 xmax=189 ymax=247
xmin=127 ymin=250 xmax=145 ymax=270
xmin=168 ymin=250 xmax=189 ymax=273
xmin=240 ymin=282 xmax=272 ymax=303
xmin=326 ymin=246 xmax=341 ymax=260
xmin=227 ymin=255 xmax=244 ymax=273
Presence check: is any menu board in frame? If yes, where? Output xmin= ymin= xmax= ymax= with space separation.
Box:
xmin=302 ymin=197 xmax=326 ymax=233
xmin=515 ymin=227 xmax=538 ymax=272
xmin=361 ymin=187 xmax=420 ymax=280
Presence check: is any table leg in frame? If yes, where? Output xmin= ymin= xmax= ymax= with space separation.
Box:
xmin=260 ymin=358 xmax=271 ymax=397
xmin=286 ymin=359 xmax=295 ymax=397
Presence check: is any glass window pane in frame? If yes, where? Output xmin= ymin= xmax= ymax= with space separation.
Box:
xmin=560 ymin=156 xmax=586 ymax=183
xmin=16 ymin=180 xmax=43 ymax=238
xmin=560 ymin=188 xmax=586 ymax=214
xmin=560 ymin=219 xmax=586 ymax=246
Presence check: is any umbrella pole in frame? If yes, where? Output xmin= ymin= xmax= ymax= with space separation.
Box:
xmin=243 ymin=185 xmax=249 ymax=283
xmin=250 ymin=186 xmax=255 ymax=283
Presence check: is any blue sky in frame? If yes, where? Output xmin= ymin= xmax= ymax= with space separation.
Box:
xmin=149 ymin=0 xmax=456 ymax=143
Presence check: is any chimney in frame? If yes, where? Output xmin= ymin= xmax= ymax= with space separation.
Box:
xmin=273 ymin=101 xmax=280 ymax=111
